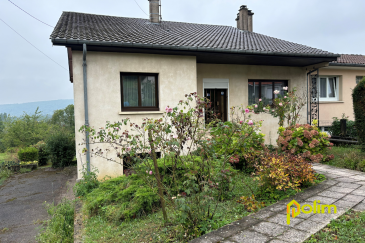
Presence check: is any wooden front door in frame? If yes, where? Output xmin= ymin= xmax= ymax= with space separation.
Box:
xmin=204 ymin=89 xmax=228 ymax=123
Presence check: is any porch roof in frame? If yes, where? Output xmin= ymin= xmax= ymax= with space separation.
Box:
xmin=330 ymin=54 xmax=365 ymax=67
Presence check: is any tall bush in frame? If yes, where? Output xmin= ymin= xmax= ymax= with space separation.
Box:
xmin=18 ymin=147 xmax=38 ymax=162
xmin=32 ymin=141 xmax=49 ymax=166
xmin=353 ymin=78 xmax=365 ymax=151
xmin=328 ymin=114 xmax=356 ymax=138
xmin=46 ymin=132 xmax=75 ymax=168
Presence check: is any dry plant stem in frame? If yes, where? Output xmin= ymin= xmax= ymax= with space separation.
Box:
xmin=148 ymin=130 xmax=168 ymax=223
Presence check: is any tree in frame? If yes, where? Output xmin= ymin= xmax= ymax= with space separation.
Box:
xmin=49 ymin=105 xmax=75 ymax=134
xmin=353 ymin=77 xmax=365 ymax=151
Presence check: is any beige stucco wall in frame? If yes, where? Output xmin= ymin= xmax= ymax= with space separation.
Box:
xmin=318 ymin=67 xmax=365 ymax=125
xmin=72 ymin=51 xmax=197 ymax=179
xmin=197 ymin=64 xmax=308 ymax=145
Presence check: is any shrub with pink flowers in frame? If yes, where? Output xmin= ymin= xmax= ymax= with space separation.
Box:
xmin=277 ymin=123 xmax=334 ymax=163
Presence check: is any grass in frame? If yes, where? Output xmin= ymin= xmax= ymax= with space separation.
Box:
xmin=324 ymin=145 xmax=365 ymax=171
xmin=36 ymin=199 xmax=75 ymax=243
xmin=305 ymin=210 xmax=365 ymax=242
xmin=0 ymin=153 xmax=6 ymax=162
xmin=0 ymin=167 xmax=12 ymax=186
xmin=80 ymin=171 xmax=324 ymax=243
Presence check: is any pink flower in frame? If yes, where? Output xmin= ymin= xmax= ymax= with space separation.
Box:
xmin=187 ymin=137 xmax=191 ymax=141
xmin=165 ymin=106 xmax=173 ymax=113
xmin=148 ymin=150 xmax=151 ymax=154
xmin=149 ymin=171 xmax=153 ymax=175
xmin=146 ymin=171 xmax=148 ymax=174
xmin=255 ymin=105 xmax=258 ymax=108
xmin=248 ymin=120 xmax=254 ymax=125
xmin=279 ymin=103 xmax=283 ymax=106
xmin=263 ymin=108 xmax=266 ymax=111
xmin=284 ymin=96 xmax=287 ymax=98
xmin=328 ymin=134 xmax=331 ymax=138
xmin=245 ymin=109 xmax=250 ymax=113
xmin=274 ymin=90 xmax=280 ymax=95
xmin=173 ymin=135 xmax=178 ymax=139
xmin=240 ymin=121 xmax=243 ymax=124
xmin=126 ymin=147 xmax=131 ymax=152
xmin=259 ymin=99 xmax=262 ymax=102
xmin=283 ymin=86 xmax=288 ymax=91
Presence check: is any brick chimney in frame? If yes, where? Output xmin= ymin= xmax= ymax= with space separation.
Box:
xmin=236 ymin=5 xmax=253 ymax=32
xmin=149 ymin=0 xmax=160 ymax=23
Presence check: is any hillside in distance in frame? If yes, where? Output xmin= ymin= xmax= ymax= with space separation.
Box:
xmin=0 ymin=99 xmax=74 ymax=117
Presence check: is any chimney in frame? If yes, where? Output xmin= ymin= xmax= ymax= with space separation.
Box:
xmin=149 ymin=0 xmax=160 ymax=23
xmin=236 ymin=5 xmax=253 ymax=32
xmin=248 ymin=10 xmax=254 ymax=32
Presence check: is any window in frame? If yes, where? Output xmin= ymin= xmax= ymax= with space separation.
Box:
xmin=121 ymin=73 xmax=159 ymax=111
xmin=317 ymin=76 xmax=339 ymax=101
xmin=248 ymin=80 xmax=288 ymax=105
xmin=356 ymin=76 xmax=365 ymax=84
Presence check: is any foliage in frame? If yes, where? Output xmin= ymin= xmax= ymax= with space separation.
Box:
xmin=247 ymin=88 xmax=306 ymax=127
xmin=18 ymin=146 xmax=38 ymax=162
xmin=49 ymin=105 xmax=75 ymax=134
xmin=352 ymin=77 xmax=365 ymax=151
xmin=19 ymin=168 xmax=32 ymax=173
xmin=0 ymin=108 xmax=53 ymax=149
xmin=32 ymin=141 xmax=49 ymax=166
xmin=277 ymin=123 xmax=333 ymax=163
xmin=255 ymin=152 xmax=315 ymax=192
xmin=0 ymin=167 xmax=12 ymax=185
xmin=325 ymin=145 xmax=365 ymax=171
xmin=328 ymin=114 xmax=357 ymax=138
xmin=46 ymin=131 xmax=75 ymax=168
xmin=236 ymin=194 xmax=265 ymax=212
xmin=305 ymin=210 xmax=365 ymax=243
xmin=74 ymin=166 xmax=100 ymax=197
xmin=36 ymin=199 xmax=75 ymax=243
xmin=0 ymin=113 xmax=7 ymax=152
xmin=84 ymin=174 xmax=160 ymax=222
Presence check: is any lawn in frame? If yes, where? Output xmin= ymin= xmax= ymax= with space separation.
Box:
xmin=324 ymin=145 xmax=365 ymax=171
xmin=305 ymin=210 xmax=365 ymax=242
xmin=0 ymin=153 xmax=6 ymax=162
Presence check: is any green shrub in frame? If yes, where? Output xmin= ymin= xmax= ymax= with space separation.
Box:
xmin=46 ymin=132 xmax=75 ymax=168
xmin=18 ymin=146 xmax=38 ymax=162
xmin=74 ymin=167 xmax=100 ymax=197
xmin=357 ymin=160 xmax=365 ymax=172
xmin=36 ymin=199 xmax=75 ymax=243
xmin=84 ymin=174 xmax=160 ymax=222
xmin=353 ymin=78 xmax=365 ymax=151
xmin=328 ymin=117 xmax=356 ymax=138
xmin=32 ymin=141 xmax=48 ymax=166
xmin=335 ymin=151 xmax=365 ymax=170
xmin=277 ymin=123 xmax=333 ymax=162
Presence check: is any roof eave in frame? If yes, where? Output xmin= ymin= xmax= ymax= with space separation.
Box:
xmin=51 ymin=38 xmax=341 ymax=59
xmin=329 ymin=63 xmax=365 ymax=68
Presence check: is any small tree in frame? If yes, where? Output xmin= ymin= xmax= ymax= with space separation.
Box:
xmin=353 ymin=77 xmax=365 ymax=151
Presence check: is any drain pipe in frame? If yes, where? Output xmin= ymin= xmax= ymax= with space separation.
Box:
xmin=83 ymin=43 xmax=90 ymax=173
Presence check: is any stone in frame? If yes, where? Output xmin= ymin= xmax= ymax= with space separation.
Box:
xmin=292 ymin=219 xmax=329 ymax=234
xmin=229 ymin=230 xmax=270 ymax=243
xmin=250 ymin=221 xmax=289 ymax=237
xmin=341 ymin=194 xmax=365 ymax=203
xmin=305 ymin=196 xmax=338 ymax=205
xmin=353 ymin=203 xmax=365 ymax=211
xmin=189 ymin=233 xmax=224 ymax=243
xmin=251 ymin=208 xmax=277 ymax=220
xmin=336 ymin=182 xmax=362 ymax=189
xmin=276 ymin=228 xmax=311 ymax=243
xmin=267 ymin=214 xmax=304 ymax=227
xmin=214 ymin=216 xmax=261 ymax=238
xmin=327 ymin=186 xmax=355 ymax=194
xmin=317 ymin=190 xmax=347 ymax=199
xmin=333 ymin=199 xmax=359 ymax=209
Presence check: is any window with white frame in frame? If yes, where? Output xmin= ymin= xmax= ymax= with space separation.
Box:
xmin=317 ymin=76 xmax=339 ymax=101
xmin=356 ymin=76 xmax=365 ymax=84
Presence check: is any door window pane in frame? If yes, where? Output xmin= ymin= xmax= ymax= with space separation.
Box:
xmin=141 ymin=76 xmax=156 ymax=106
xmin=320 ymin=78 xmax=327 ymax=98
xmin=261 ymin=82 xmax=273 ymax=105
xmin=248 ymin=82 xmax=259 ymax=105
xmin=122 ymin=76 xmax=139 ymax=107
xmin=328 ymin=78 xmax=336 ymax=98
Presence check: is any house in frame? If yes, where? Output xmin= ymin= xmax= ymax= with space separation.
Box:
xmin=50 ymin=1 xmax=340 ymax=179
xmin=316 ymin=54 xmax=365 ymax=131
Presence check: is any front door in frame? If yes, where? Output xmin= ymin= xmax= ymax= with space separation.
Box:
xmin=204 ymin=89 xmax=228 ymax=123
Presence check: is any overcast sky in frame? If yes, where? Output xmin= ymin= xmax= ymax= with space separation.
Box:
xmin=0 ymin=0 xmax=364 ymax=105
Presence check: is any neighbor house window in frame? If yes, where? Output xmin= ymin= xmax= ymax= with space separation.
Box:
xmin=248 ymin=80 xmax=288 ymax=105
xmin=121 ymin=73 xmax=159 ymax=111
xmin=356 ymin=76 xmax=365 ymax=84
xmin=317 ymin=76 xmax=339 ymax=102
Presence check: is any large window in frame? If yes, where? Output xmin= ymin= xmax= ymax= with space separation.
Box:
xmin=121 ymin=73 xmax=159 ymax=111
xmin=317 ymin=76 xmax=339 ymax=102
xmin=248 ymin=80 xmax=288 ymax=105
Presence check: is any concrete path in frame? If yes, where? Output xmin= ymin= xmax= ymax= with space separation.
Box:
xmin=190 ymin=164 xmax=365 ymax=243
xmin=0 ymin=167 xmax=77 ymax=243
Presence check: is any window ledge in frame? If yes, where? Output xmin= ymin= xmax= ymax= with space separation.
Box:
xmin=319 ymin=101 xmax=344 ymax=104
xmin=119 ymin=111 xmax=164 ymax=115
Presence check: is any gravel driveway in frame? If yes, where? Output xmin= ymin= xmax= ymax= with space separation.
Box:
xmin=0 ymin=166 xmax=77 ymax=243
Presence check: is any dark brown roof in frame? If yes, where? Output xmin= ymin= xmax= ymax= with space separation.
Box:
xmin=331 ymin=54 xmax=365 ymax=65
xmin=50 ymin=12 xmax=338 ymax=57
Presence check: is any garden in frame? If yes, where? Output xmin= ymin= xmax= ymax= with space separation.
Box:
xmin=69 ymin=87 xmax=337 ymax=243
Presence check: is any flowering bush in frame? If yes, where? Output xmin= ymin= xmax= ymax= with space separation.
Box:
xmin=255 ymin=152 xmax=315 ymax=192
xmin=277 ymin=122 xmax=333 ymax=163
xmin=247 ymin=87 xmax=306 ymax=127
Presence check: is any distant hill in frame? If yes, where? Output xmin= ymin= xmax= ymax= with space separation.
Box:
xmin=0 ymin=99 xmax=74 ymax=117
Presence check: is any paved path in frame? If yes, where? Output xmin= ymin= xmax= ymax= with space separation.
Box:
xmin=0 ymin=167 xmax=77 ymax=243
xmin=190 ymin=164 xmax=365 ymax=243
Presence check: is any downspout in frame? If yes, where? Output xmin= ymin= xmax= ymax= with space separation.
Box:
xmin=83 ymin=43 xmax=90 ymax=173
